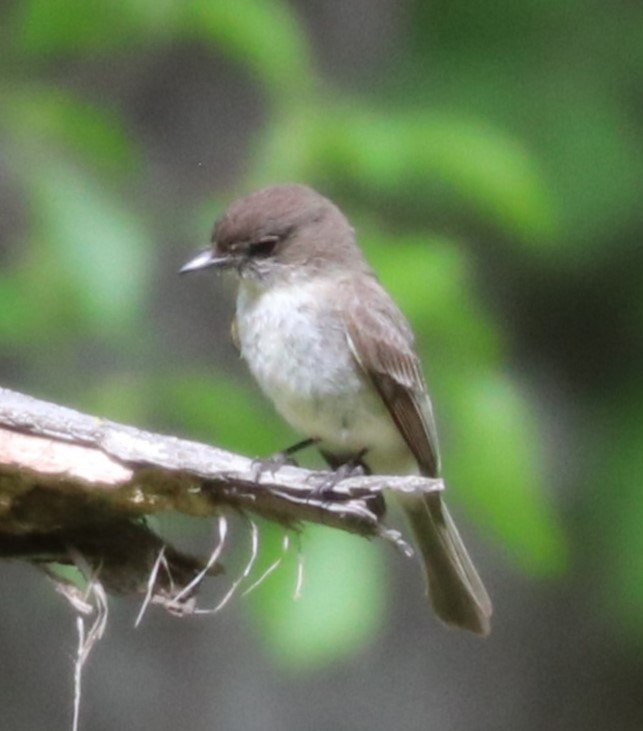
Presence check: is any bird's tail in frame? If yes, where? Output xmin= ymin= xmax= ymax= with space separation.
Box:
xmin=398 ymin=492 xmax=492 ymax=636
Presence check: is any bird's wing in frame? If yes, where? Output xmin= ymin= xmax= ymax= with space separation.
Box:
xmin=343 ymin=277 xmax=492 ymax=633
xmin=342 ymin=277 xmax=441 ymax=477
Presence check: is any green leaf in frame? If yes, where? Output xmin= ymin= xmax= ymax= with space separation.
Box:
xmin=536 ymin=85 xmax=643 ymax=254
xmin=0 ymin=273 xmax=56 ymax=343
xmin=185 ymin=0 xmax=314 ymax=97
xmin=2 ymin=86 xmax=136 ymax=177
xmin=307 ymin=106 xmax=558 ymax=243
xmin=593 ymin=390 xmax=643 ymax=633
xmin=9 ymin=0 xmax=183 ymax=57
xmin=445 ymin=373 xmax=567 ymax=575
xmin=77 ymin=374 xmax=154 ymax=425
xmin=26 ymin=158 xmax=152 ymax=331
xmin=247 ymin=524 xmax=386 ymax=668
xmin=162 ymin=373 xmax=296 ymax=456
xmin=364 ymin=231 xmax=502 ymax=368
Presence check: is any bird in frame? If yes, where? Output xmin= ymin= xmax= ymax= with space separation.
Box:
xmin=180 ymin=183 xmax=492 ymax=635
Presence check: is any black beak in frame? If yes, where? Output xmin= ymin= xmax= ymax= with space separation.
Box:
xmin=179 ymin=248 xmax=230 ymax=274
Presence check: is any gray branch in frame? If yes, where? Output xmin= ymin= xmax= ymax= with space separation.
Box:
xmin=0 ymin=387 xmax=441 ymax=608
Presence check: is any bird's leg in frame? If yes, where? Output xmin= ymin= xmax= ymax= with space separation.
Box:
xmin=309 ymin=448 xmax=371 ymax=499
xmin=317 ymin=450 xmax=386 ymax=515
xmin=252 ymin=437 xmax=319 ymax=480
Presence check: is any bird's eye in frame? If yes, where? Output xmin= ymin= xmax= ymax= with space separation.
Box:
xmin=247 ymin=235 xmax=280 ymax=257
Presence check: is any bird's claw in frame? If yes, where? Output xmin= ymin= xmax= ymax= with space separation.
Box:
xmin=251 ymin=438 xmax=318 ymax=481
xmin=251 ymin=451 xmax=298 ymax=481
xmin=306 ymin=461 xmax=367 ymax=500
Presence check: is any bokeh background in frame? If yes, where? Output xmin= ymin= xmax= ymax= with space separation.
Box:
xmin=1 ymin=0 xmax=642 ymax=729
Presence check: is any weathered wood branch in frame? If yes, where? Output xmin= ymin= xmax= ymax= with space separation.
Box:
xmin=0 ymin=387 xmax=441 ymax=609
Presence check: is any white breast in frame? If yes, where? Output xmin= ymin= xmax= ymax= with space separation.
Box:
xmin=236 ymin=278 xmax=411 ymax=468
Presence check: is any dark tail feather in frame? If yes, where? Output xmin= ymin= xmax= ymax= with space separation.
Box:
xmin=399 ymin=493 xmax=492 ymax=636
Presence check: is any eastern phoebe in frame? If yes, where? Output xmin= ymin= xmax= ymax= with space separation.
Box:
xmin=180 ymin=184 xmax=492 ymax=635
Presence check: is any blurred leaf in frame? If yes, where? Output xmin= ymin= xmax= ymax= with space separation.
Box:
xmin=26 ymin=158 xmax=152 ymax=331
xmin=162 ymin=372 xmax=295 ymax=455
xmin=594 ymin=391 xmax=643 ymax=632
xmin=247 ymin=524 xmax=386 ymax=668
xmin=536 ymin=84 xmax=643 ymax=254
xmin=0 ymin=273 xmax=57 ymax=343
xmin=186 ymin=0 xmax=314 ymax=97
xmin=9 ymin=0 xmax=182 ymax=56
xmin=2 ymin=86 xmax=136 ymax=177
xmin=364 ymin=231 xmax=502 ymax=368
xmin=75 ymin=370 xmax=297 ymax=455
xmin=445 ymin=373 xmax=567 ymax=574
xmin=78 ymin=373 xmax=153 ymax=425
xmin=305 ymin=106 xmax=558 ymax=243
xmin=249 ymin=107 xmax=317 ymax=186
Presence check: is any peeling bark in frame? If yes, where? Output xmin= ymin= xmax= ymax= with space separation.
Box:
xmin=0 ymin=387 xmax=442 ymax=605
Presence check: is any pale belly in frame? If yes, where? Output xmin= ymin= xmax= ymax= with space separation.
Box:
xmin=236 ymin=280 xmax=412 ymax=471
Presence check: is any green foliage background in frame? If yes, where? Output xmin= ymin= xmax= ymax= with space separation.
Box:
xmin=1 ymin=0 xmax=641 ymax=728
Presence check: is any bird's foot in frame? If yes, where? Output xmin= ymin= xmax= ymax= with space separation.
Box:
xmin=251 ymin=438 xmax=318 ymax=481
xmin=251 ymin=452 xmax=296 ymax=481
xmin=307 ymin=450 xmax=369 ymax=500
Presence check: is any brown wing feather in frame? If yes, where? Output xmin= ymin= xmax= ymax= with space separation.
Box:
xmin=343 ymin=276 xmax=441 ymax=477
xmin=343 ymin=276 xmax=492 ymax=634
